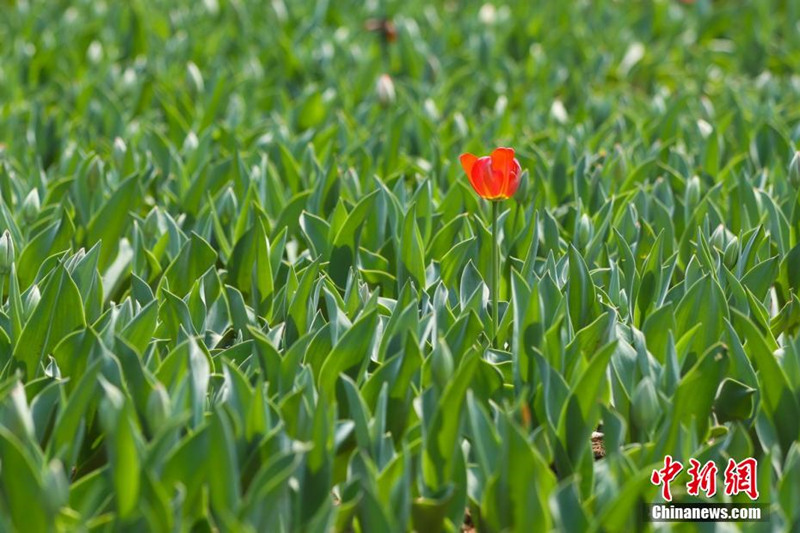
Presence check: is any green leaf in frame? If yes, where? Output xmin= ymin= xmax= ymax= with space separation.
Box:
xmin=714 ymin=378 xmax=755 ymax=422
xmin=13 ymin=265 xmax=86 ymax=378
xmin=398 ymin=204 xmax=427 ymax=290
xmin=567 ymin=244 xmax=597 ymax=330
xmin=228 ymin=219 xmax=274 ymax=312
xmin=208 ymin=408 xmax=242 ymax=516
xmin=330 ymin=190 xmax=380 ymax=287
xmin=674 ymin=275 xmax=729 ymax=355
xmin=423 ymin=351 xmax=478 ymax=490
xmin=318 ymin=309 xmax=379 ymax=399
xmin=286 ymin=260 xmax=320 ymax=345
xmin=732 ymin=309 xmax=800 ymax=455
xmin=16 ymin=212 xmax=75 ymax=289
xmin=162 ymin=232 xmax=217 ymax=297
xmin=671 ymin=343 xmax=729 ymax=442
xmin=87 ymin=174 xmax=141 ymax=269
xmin=0 ymin=427 xmax=51 ymax=532
xmin=119 ymin=300 xmax=158 ymax=355
xmin=111 ymin=411 xmax=141 ymax=518
xmin=740 ymin=255 xmax=779 ymax=301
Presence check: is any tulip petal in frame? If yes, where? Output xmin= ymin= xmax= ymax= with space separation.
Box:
xmin=459 ymin=153 xmax=478 ymax=176
xmin=488 ymin=168 xmax=505 ymax=198
xmin=502 ymin=158 xmax=522 ymax=198
xmin=469 ymin=156 xmax=493 ymax=199
xmin=463 ymin=150 xmax=521 ymax=200
xmin=490 ymin=147 xmax=516 ymax=176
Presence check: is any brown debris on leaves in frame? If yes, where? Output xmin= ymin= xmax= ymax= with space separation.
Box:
xmin=462 ymin=507 xmax=476 ymax=533
xmin=592 ymin=431 xmax=605 ymax=460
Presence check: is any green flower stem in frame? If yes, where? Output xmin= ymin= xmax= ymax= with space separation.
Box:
xmin=491 ymin=201 xmax=500 ymax=348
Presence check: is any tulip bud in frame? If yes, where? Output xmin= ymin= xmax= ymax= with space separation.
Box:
xmin=453 ymin=112 xmax=468 ymax=137
xmin=186 ymin=61 xmax=205 ymax=95
xmin=696 ymin=119 xmax=713 ymax=139
xmin=64 ymin=248 xmax=86 ymax=273
xmin=550 ymin=99 xmax=568 ymax=124
xmin=423 ymin=98 xmax=440 ymax=121
xmin=653 ymin=177 xmax=673 ymax=211
xmin=22 ymin=189 xmax=40 ymax=222
xmin=43 ymin=459 xmax=69 ymax=515
xmin=87 ymin=40 xmax=103 ymax=63
xmin=143 ymin=208 xmax=161 ymax=238
xmin=376 ymin=74 xmax=396 ymax=107
xmin=218 ymin=187 xmax=238 ymax=223
xmin=478 ymin=3 xmax=497 ymax=25
xmin=24 ymin=285 xmax=41 ymax=319
xmin=113 ymin=136 xmax=127 ymax=162
xmin=619 ymin=288 xmax=629 ymax=317
xmin=632 ymin=378 xmax=660 ymax=433
xmin=182 ymin=131 xmax=199 ymax=153
xmin=723 ymin=237 xmax=739 ymax=269
xmin=147 ymin=384 xmax=171 ymax=430
xmin=709 ymin=224 xmax=727 ymax=251
xmin=494 ymin=94 xmax=508 ymax=116
xmin=45 ymin=355 xmax=62 ymax=380
xmin=789 ymin=151 xmax=800 ymax=187
xmin=576 ymin=213 xmax=593 ymax=250
xmin=0 ymin=230 xmax=14 ymax=275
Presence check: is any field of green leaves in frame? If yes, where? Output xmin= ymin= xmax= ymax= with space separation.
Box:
xmin=2 ymin=0 xmax=800 ymax=531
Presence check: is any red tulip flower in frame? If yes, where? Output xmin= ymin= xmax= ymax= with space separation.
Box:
xmin=458 ymin=146 xmax=523 ymax=349
xmin=459 ymin=147 xmax=521 ymax=201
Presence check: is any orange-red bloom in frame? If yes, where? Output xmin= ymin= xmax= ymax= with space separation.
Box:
xmin=460 ymin=147 xmax=521 ymax=201
xmin=365 ymin=18 xmax=398 ymax=43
